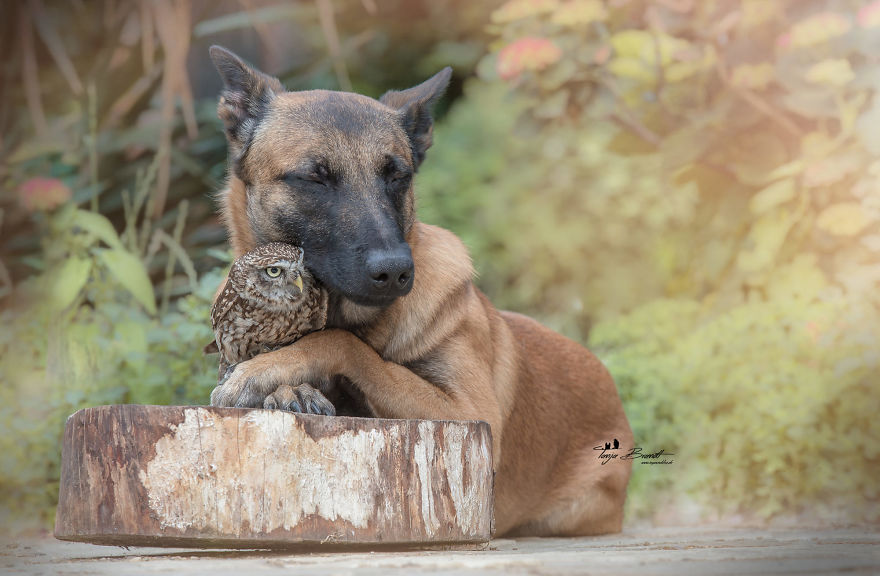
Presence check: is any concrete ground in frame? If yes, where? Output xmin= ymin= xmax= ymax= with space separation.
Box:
xmin=3 ymin=526 xmax=878 ymax=575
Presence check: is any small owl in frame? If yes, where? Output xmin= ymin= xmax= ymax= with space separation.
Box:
xmin=208 ymin=242 xmax=328 ymax=377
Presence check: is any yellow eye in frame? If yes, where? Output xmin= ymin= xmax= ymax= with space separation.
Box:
xmin=266 ymin=266 xmax=282 ymax=278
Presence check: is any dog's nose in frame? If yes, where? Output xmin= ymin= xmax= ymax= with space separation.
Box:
xmin=366 ymin=247 xmax=414 ymax=297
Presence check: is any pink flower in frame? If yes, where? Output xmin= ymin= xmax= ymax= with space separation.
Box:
xmin=775 ymin=33 xmax=791 ymax=49
xmin=18 ymin=177 xmax=72 ymax=212
xmin=859 ymin=1 xmax=880 ymax=28
xmin=497 ymin=37 xmax=563 ymax=81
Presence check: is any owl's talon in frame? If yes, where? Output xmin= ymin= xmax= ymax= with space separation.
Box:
xmin=262 ymin=383 xmax=336 ymax=416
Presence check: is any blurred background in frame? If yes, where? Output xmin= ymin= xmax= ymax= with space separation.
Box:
xmin=1 ymin=0 xmax=878 ymax=533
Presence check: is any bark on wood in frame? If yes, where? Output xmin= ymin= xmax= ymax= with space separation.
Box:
xmin=54 ymin=405 xmax=494 ymax=549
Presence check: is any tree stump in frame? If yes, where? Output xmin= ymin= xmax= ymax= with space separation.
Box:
xmin=54 ymin=405 xmax=494 ymax=549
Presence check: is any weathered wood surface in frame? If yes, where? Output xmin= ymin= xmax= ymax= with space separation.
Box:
xmin=54 ymin=405 xmax=494 ymax=549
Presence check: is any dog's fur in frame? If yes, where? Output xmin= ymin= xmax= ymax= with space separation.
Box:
xmin=207 ymin=46 xmax=633 ymax=536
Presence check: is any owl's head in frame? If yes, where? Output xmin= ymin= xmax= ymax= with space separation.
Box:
xmin=230 ymin=242 xmax=315 ymax=310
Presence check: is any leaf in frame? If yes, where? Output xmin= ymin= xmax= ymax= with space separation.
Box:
xmin=666 ymin=46 xmax=716 ymax=83
xmin=805 ymin=58 xmax=855 ymax=87
xmin=731 ymin=62 xmax=775 ymax=90
xmin=788 ymin=12 xmax=852 ymax=48
xmin=96 ymin=248 xmax=157 ymax=315
xmin=193 ymin=4 xmax=315 ymax=37
xmin=737 ymin=208 xmax=794 ymax=273
xmin=610 ymin=30 xmax=652 ymax=59
xmin=607 ymin=57 xmax=653 ymax=83
xmin=491 ymin=0 xmax=558 ymax=24
xmin=803 ymin=153 xmax=861 ymax=188
xmin=816 ymin=203 xmax=871 ymax=236
xmin=6 ymin=138 xmax=66 ymax=164
xmin=766 ymin=254 xmax=827 ymax=301
xmin=551 ymin=0 xmax=607 ymax=26
xmin=71 ymin=209 xmax=124 ymax=250
xmin=50 ymin=257 xmax=92 ymax=311
xmin=750 ymin=178 xmax=796 ymax=215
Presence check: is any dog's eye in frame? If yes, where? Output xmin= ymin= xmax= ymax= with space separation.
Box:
xmin=309 ymin=164 xmax=333 ymax=185
xmin=280 ymin=164 xmax=334 ymax=187
xmin=382 ymin=156 xmax=412 ymax=185
xmin=385 ymin=166 xmax=412 ymax=186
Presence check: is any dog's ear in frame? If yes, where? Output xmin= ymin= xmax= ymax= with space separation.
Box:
xmin=380 ymin=67 xmax=452 ymax=169
xmin=209 ymin=45 xmax=283 ymax=151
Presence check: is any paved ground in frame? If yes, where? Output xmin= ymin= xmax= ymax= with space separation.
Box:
xmin=3 ymin=526 xmax=878 ymax=575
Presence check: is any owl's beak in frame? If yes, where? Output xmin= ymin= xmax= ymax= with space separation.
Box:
xmin=292 ymin=275 xmax=304 ymax=292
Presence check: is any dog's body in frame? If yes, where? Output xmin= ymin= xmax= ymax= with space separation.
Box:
xmin=208 ymin=46 xmax=633 ymax=536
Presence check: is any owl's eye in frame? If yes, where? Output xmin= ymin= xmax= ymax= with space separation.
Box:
xmin=265 ymin=266 xmax=282 ymax=278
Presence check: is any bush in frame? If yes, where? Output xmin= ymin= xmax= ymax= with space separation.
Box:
xmin=0 ymin=200 xmax=221 ymax=531
xmin=416 ymin=0 xmax=880 ymax=522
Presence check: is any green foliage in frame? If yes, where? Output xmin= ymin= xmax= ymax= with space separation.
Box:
xmin=417 ymin=0 xmax=880 ymax=522
xmin=591 ymin=295 xmax=880 ymax=521
xmin=2 ymin=142 xmax=222 ymax=531
xmin=0 ymin=218 xmax=221 ymax=529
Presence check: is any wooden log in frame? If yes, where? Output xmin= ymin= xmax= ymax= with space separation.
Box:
xmin=54 ymin=405 xmax=494 ymax=549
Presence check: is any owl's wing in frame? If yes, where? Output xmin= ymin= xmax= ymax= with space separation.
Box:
xmin=210 ymin=278 xmax=240 ymax=340
xmin=309 ymin=286 xmax=329 ymax=331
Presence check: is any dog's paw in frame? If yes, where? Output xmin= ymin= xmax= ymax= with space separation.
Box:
xmin=209 ymin=357 xmax=295 ymax=408
xmin=263 ymin=383 xmax=336 ymax=416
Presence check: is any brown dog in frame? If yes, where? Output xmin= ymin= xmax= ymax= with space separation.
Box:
xmin=207 ymin=45 xmax=633 ymax=537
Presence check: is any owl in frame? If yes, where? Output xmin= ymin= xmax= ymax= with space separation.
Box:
xmin=208 ymin=242 xmax=329 ymax=377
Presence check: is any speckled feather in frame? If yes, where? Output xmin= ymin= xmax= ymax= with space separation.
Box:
xmin=211 ymin=242 xmax=328 ymax=375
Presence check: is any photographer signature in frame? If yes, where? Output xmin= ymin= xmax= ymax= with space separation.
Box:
xmin=593 ymin=439 xmax=674 ymax=465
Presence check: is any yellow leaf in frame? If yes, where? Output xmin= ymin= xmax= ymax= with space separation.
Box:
xmin=741 ymin=0 xmax=781 ymax=29
xmin=788 ymin=13 xmax=851 ymax=48
xmin=95 ymin=248 xmax=157 ymax=314
xmin=70 ymin=209 xmax=124 ymax=250
xmin=51 ymin=257 xmax=92 ymax=312
xmin=816 ymin=203 xmax=871 ymax=236
xmin=805 ymin=59 xmax=855 ymax=87
xmin=607 ymin=57 xmax=653 ymax=83
xmin=491 ymin=0 xmax=558 ymax=23
xmin=551 ymin=0 xmax=607 ymax=26
xmin=766 ymin=254 xmax=827 ymax=301
xmin=750 ymin=178 xmax=796 ymax=215
xmin=803 ymin=153 xmax=861 ymax=188
xmin=737 ymin=209 xmax=793 ymax=273
xmin=610 ymin=30 xmax=653 ymax=59
xmin=666 ymin=46 xmax=716 ymax=82
xmin=731 ymin=63 xmax=775 ymax=90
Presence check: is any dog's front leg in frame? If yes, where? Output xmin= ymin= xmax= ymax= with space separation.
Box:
xmin=209 ymin=329 xmax=504 ymax=459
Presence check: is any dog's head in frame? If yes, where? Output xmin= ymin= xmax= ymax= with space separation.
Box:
xmin=210 ymin=46 xmax=450 ymax=309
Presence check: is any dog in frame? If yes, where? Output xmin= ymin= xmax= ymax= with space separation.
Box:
xmin=207 ymin=45 xmax=633 ymax=537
